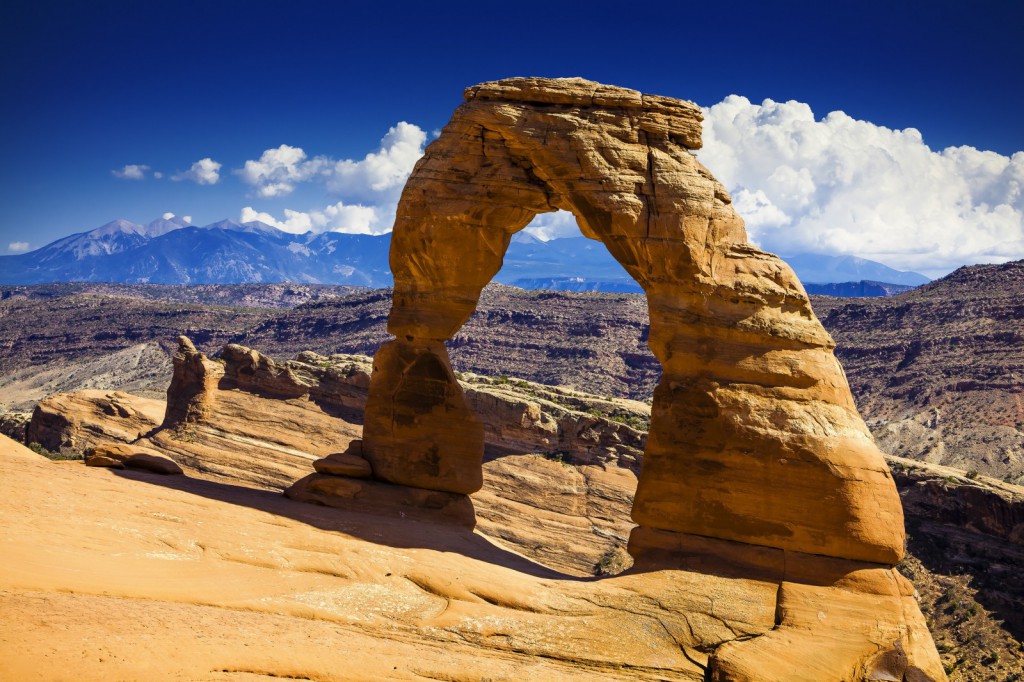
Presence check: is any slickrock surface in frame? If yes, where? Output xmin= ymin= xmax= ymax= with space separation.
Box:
xmin=363 ymin=77 xmax=906 ymax=570
xmin=1 ymin=431 xmax=945 ymax=681
xmin=16 ymin=337 xmax=954 ymax=679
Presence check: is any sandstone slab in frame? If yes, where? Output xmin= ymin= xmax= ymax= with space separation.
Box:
xmin=27 ymin=390 xmax=164 ymax=455
xmin=85 ymin=442 xmax=183 ymax=475
xmin=313 ymin=452 xmax=372 ymax=478
xmin=285 ymin=472 xmax=476 ymax=527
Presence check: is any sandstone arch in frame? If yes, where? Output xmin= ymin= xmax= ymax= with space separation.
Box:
xmin=359 ymin=77 xmax=904 ymax=567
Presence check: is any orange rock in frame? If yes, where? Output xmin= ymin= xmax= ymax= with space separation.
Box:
xmin=362 ymin=76 xmax=904 ymax=565
xmin=27 ymin=390 xmax=164 ymax=455
xmin=313 ymin=442 xmax=373 ymax=479
xmin=162 ymin=336 xmax=223 ymax=427
xmin=363 ymin=340 xmax=484 ymax=494
xmin=85 ymin=442 xmax=183 ymax=475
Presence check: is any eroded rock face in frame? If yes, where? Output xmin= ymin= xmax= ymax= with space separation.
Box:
xmin=162 ymin=336 xmax=223 ymax=427
xmin=362 ymin=339 xmax=484 ymax=494
xmin=27 ymin=390 xmax=164 ymax=454
xmin=363 ymin=76 xmax=904 ymax=566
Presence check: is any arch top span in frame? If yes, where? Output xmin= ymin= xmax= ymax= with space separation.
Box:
xmin=360 ymin=77 xmax=905 ymax=567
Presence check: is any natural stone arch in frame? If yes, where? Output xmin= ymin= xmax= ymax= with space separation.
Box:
xmin=360 ymin=77 xmax=904 ymax=566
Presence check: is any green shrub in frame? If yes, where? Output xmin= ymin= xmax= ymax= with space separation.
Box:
xmin=28 ymin=441 xmax=83 ymax=461
xmin=543 ymin=451 xmax=570 ymax=466
xmin=27 ymin=441 xmax=53 ymax=457
xmin=594 ymin=546 xmax=630 ymax=576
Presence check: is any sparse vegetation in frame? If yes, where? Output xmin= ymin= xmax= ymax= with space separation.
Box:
xmin=27 ymin=441 xmax=83 ymax=461
xmin=605 ymin=413 xmax=650 ymax=431
xmin=169 ymin=424 xmax=200 ymax=443
xmin=542 ymin=451 xmax=571 ymax=466
xmin=594 ymin=546 xmax=631 ymax=576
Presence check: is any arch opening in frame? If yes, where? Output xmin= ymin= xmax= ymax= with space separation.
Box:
xmin=349 ymin=77 xmax=905 ymax=567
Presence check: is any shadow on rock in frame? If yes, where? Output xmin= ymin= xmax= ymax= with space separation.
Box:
xmin=113 ymin=468 xmax=577 ymax=582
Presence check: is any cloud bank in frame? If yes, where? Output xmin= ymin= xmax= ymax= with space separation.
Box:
xmin=234 ymin=106 xmax=1023 ymax=274
xmin=7 ymin=241 xmax=31 ymax=253
xmin=241 ymin=202 xmax=380 ymax=235
xmin=697 ymin=96 xmax=1024 ymax=276
xmin=238 ymin=123 xmax=426 ymax=234
xmin=236 ymin=145 xmax=326 ymax=198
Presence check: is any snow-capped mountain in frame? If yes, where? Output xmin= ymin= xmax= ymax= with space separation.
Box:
xmin=0 ymin=217 xmax=931 ymax=294
xmin=0 ymin=218 xmax=393 ymax=286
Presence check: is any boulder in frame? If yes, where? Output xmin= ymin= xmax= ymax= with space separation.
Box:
xmin=85 ymin=443 xmax=183 ymax=475
xmin=27 ymin=390 xmax=163 ymax=455
xmin=313 ymin=441 xmax=373 ymax=478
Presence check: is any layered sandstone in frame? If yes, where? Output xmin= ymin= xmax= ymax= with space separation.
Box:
xmin=26 ymin=389 xmax=164 ymax=455
xmin=356 ymin=77 xmax=904 ymax=565
xmin=20 ymin=334 xmax=952 ymax=678
xmin=85 ymin=442 xmax=183 ymax=475
xmin=0 ymin=427 xmax=945 ymax=681
xmin=162 ymin=336 xmax=223 ymax=427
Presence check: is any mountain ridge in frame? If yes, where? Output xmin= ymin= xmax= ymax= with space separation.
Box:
xmin=1 ymin=216 xmax=931 ymax=293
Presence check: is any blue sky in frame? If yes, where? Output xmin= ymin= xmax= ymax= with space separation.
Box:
xmin=2 ymin=0 xmax=1022 ymax=275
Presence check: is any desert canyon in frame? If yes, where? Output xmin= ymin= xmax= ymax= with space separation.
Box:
xmin=8 ymin=77 xmax=1015 ymax=680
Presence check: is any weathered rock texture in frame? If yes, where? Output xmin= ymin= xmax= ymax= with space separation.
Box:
xmin=25 ymin=335 xmax=958 ymax=678
xmin=85 ymin=442 xmax=183 ymax=475
xmin=360 ymin=77 xmax=904 ymax=564
xmin=162 ymin=336 xmax=223 ymax=427
xmin=26 ymin=390 xmax=164 ymax=455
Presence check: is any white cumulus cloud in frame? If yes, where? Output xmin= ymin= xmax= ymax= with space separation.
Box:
xmin=698 ymin=95 xmax=1024 ymax=276
xmin=172 ymin=158 xmax=221 ymax=185
xmin=235 ymin=123 xmax=430 ymax=235
xmin=241 ymin=201 xmax=383 ymax=235
xmin=237 ymin=123 xmax=427 ymax=204
xmin=326 ymin=122 xmax=427 ymax=200
xmin=522 ymin=210 xmax=581 ymax=241
xmin=112 ymin=164 xmax=150 ymax=180
xmin=7 ymin=241 xmax=31 ymax=253
xmin=235 ymin=144 xmax=329 ymax=198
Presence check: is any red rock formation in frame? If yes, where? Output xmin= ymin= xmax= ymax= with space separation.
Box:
xmin=162 ymin=336 xmax=223 ymax=427
xmin=357 ymin=77 xmax=903 ymax=563
xmin=26 ymin=390 xmax=163 ymax=454
xmin=306 ymin=76 xmax=942 ymax=678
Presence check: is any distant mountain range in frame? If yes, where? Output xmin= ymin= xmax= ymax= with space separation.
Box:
xmin=0 ymin=217 xmax=930 ymax=295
